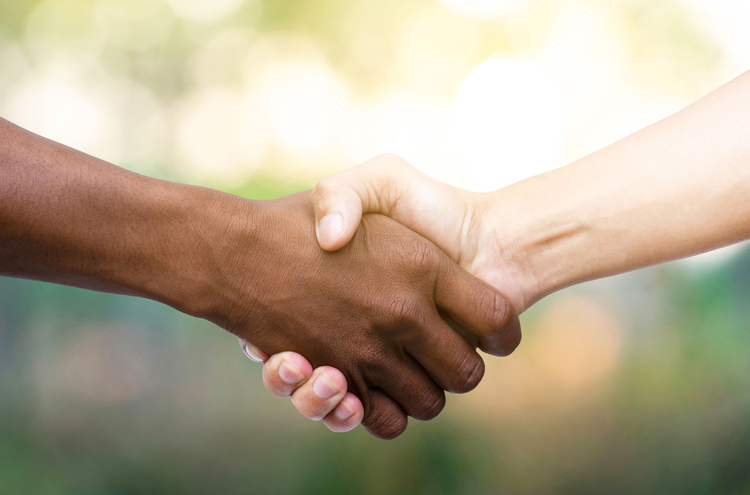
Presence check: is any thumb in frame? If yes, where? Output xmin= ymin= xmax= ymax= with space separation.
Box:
xmin=312 ymin=174 xmax=364 ymax=252
xmin=312 ymin=154 xmax=419 ymax=251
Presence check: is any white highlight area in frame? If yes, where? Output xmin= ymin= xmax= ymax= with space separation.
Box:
xmin=439 ymin=0 xmax=532 ymax=19
xmin=342 ymin=91 xmax=450 ymax=169
xmin=164 ymin=0 xmax=247 ymax=24
xmin=446 ymin=57 xmax=564 ymax=191
xmin=174 ymin=88 xmax=269 ymax=184
xmin=255 ymin=61 xmax=351 ymax=162
xmin=6 ymin=70 xmax=120 ymax=162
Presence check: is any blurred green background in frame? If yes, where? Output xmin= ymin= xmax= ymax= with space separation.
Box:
xmin=2 ymin=0 xmax=750 ymax=493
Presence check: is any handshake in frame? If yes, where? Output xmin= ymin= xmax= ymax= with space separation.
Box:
xmin=0 ymin=115 xmax=526 ymax=440
xmin=2 ymin=70 xmax=748 ymax=441
xmin=232 ymin=154 xmax=528 ymax=439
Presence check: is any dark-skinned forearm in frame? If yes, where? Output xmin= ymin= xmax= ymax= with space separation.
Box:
xmin=0 ymin=117 xmax=248 ymax=318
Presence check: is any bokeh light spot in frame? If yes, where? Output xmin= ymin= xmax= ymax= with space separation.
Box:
xmin=440 ymin=0 xmax=533 ymax=19
xmin=95 ymin=0 xmax=176 ymax=52
xmin=165 ymin=0 xmax=249 ymax=24
xmin=447 ymin=56 xmax=564 ymax=191
xmin=255 ymin=61 xmax=351 ymax=162
xmin=58 ymin=326 xmax=150 ymax=406
xmin=174 ymin=88 xmax=269 ymax=184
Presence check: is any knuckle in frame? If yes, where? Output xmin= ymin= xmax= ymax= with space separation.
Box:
xmin=409 ymin=389 xmax=446 ymax=421
xmin=291 ymin=395 xmax=324 ymax=421
xmin=449 ymin=352 xmax=485 ymax=394
xmin=353 ymin=344 xmax=392 ymax=384
xmin=365 ymin=409 xmax=408 ymax=440
xmin=377 ymin=153 xmax=412 ymax=175
xmin=507 ymin=329 xmax=522 ymax=355
xmin=359 ymin=342 xmax=388 ymax=367
xmin=261 ymin=357 xmax=281 ymax=385
xmin=323 ymin=413 xmax=359 ymax=433
xmin=407 ymin=240 xmax=439 ymax=271
xmin=376 ymin=153 xmax=405 ymax=167
xmin=319 ymin=367 xmax=348 ymax=392
xmin=484 ymin=292 xmax=513 ymax=334
xmin=495 ymin=325 xmax=522 ymax=357
xmin=311 ymin=177 xmax=338 ymax=204
xmin=385 ymin=294 xmax=422 ymax=326
xmin=262 ymin=370 xmax=290 ymax=397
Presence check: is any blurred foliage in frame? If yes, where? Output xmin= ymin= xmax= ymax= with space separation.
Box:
xmin=2 ymin=247 xmax=750 ymax=493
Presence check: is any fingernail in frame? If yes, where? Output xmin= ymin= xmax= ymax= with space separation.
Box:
xmin=313 ymin=375 xmax=339 ymax=399
xmin=317 ymin=213 xmax=343 ymax=248
xmin=240 ymin=342 xmax=264 ymax=363
xmin=334 ymin=401 xmax=355 ymax=420
xmin=279 ymin=361 xmax=304 ymax=384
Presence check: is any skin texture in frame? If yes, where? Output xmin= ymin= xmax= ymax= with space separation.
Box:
xmin=0 ymin=117 xmax=521 ymax=439
xmin=261 ymin=70 xmax=750 ymax=432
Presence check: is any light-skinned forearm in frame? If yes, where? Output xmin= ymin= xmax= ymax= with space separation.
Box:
xmin=493 ymin=71 xmax=750 ymax=306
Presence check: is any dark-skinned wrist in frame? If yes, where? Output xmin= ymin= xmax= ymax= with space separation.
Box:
xmin=147 ymin=184 xmax=267 ymax=324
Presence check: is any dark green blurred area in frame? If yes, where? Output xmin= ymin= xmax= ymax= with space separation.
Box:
xmin=2 ymin=0 xmax=750 ymax=493
xmin=1 ymin=188 xmax=749 ymax=493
